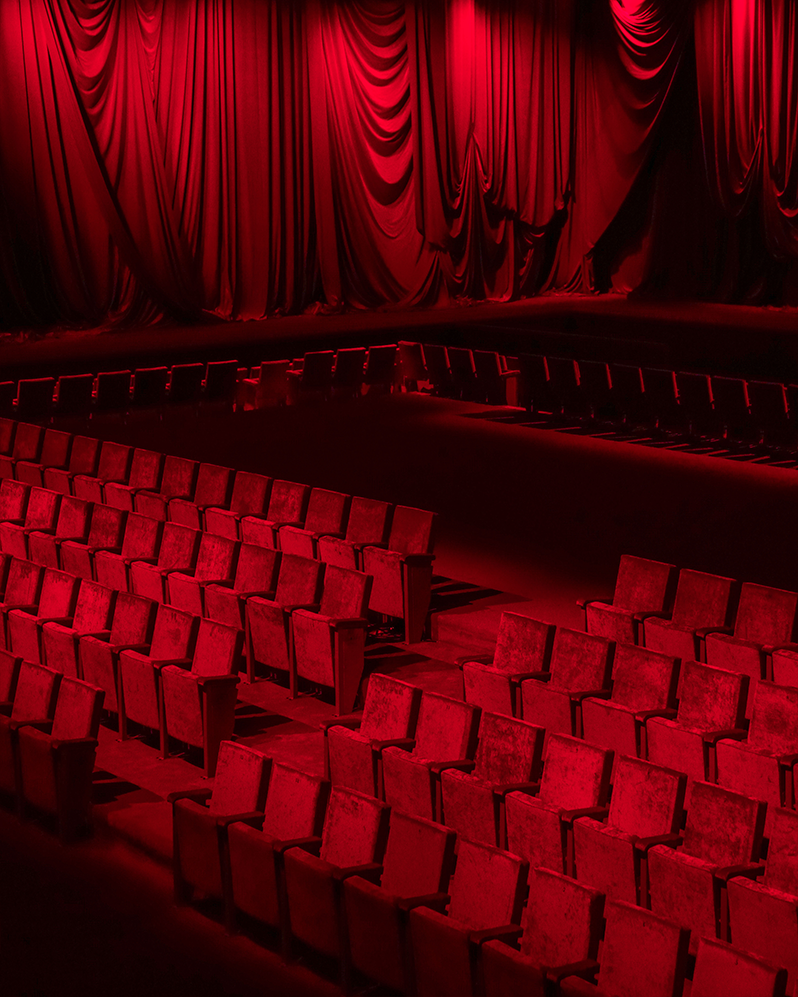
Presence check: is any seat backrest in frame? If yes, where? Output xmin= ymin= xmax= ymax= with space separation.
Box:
xmin=413 ymin=692 xmax=480 ymax=761
xmin=193 ymin=463 xmax=233 ymax=507
xmin=472 ymin=712 xmax=544 ymax=784
xmin=612 ymin=555 xmax=676 ymax=612
xmin=380 ymin=811 xmax=456 ymax=896
xmin=96 ymin=441 xmax=131 ymax=482
xmin=39 ymin=429 xmax=72 ymax=470
xmin=0 ymin=418 xmax=16 ymax=455
xmin=447 ymin=839 xmax=527 ymax=930
xmin=333 ymin=348 xmax=366 ymax=386
xmin=359 ymin=673 xmax=421 ymax=740
xmin=168 ymin=363 xmax=205 ymax=404
xmin=266 ymin=479 xmax=308 ymax=523
xmin=548 ymin=628 xmax=613 ymax=693
xmin=261 ymin=761 xmax=329 ymax=841
xmin=192 ymin=619 xmax=242 ymax=677
xmin=11 ymin=661 xmax=60 ymax=720
xmin=300 ymin=351 xmax=336 ymax=390
xmin=493 ymin=613 xmax=555 ymax=674
xmin=55 ymin=375 xmax=94 ymax=416
xmin=194 ymin=533 xmax=238 ymax=582
xmin=5 ymin=558 xmax=43 ymax=606
xmin=387 ymin=505 xmax=435 ymax=555
xmin=691 ymin=938 xmax=787 ymax=997
xmin=733 ymin=582 xmax=798 ymax=645
xmin=132 ymin=367 xmax=168 ymax=406
xmin=763 ymin=807 xmax=798 ymax=895
xmin=204 ymin=360 xmax=239 ymax=401
xmin=109 ymin=592 xmax=155 ymax=645
xmin=208 ymin=741 xmax=270 ymax=816
xmin=677 ymin=661 xmax=748 ymax=730
xmin=398 ymin=341 xmax=426 ymax=382
xmin=596 ymin=900 xmax=690 ymax=997
xmin=318 ymin=565 xmax=371 ymax=619
xmin=228 ymin=471 xmax=271 ymax=517
xmin=50 ymin=676 xmax=104 ymax=740
xmin=38 ymin=568 xmax=79 ymax=618
xmin=233 ymin=543 xmax=280 ymax=593
xmin=24 ymin=487 xmax=60 ymax=531
xmin=609 ymin=644 xmax=679 ymax=712
xmin=538 ymin=733 xmax=613 ymax=811
xmin=88 ymin=504 xmax=127 ymax=548
xmin=156 ymin=523 xmax=199 ymax=570
xmin=364 ymin=344 xmax=397 ymax=384
xmin=521 ymin=867 xmax=604 ymax=964
xmin=94 ymin=370 xmax=131 ymax=410
xmin=304 ymin=488 xmax=350 ymax=535
xmin=12 ymin=423 xmax=43 ymax=462
xmin=149 ymin=605 xmax=197 ymax=660
xmin=607 ymin=756 xmax=686 ymax=837
xmin=68 ymin=436 xmax=100 ymax=476
xmin=670 ymin=568 xmax=737 ymax=628
xmin=683 ymin=781 xmax=765 ymax=866
xmin=0 ymin=650 xmax=20 ymax=702
xmin=0 ymin=479 xmax=30 ymax=520
xmin=319 ymin=787 xmax=390 ymax=867
xmin=158 ymin=455 xmax=196 ymax=499
xmin=274 ymin=553 xmax=323 ymax=607
xmin=72 ymin=581 xmax=115 ymax=633
xmin=55 ymin=496 xmax=91 ymax=539
xmin=747 ymin=682 xmax=798 ymax=754
xmin=344 ymin=496 xmax=392 ymax=545
xmin=128 ymin=449 xmax=162 ymax=491
xmin=121 ymin=513 xmax=162 ymax=559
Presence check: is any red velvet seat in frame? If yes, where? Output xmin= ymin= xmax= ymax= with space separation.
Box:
xmin=690 ymin=938 xmax=787 ymax=997
xmin=79 ymin=592 xmax=156 ymax=716
xmin=643 ymin=567 xmax=737 ymax=662
xmin=361 ymin=504 xmax=436 ymax=644
xmin=461 ymin=612 xmax=555 ymax=717
xmin=227 ymin=761 xmax=330 ymax=934
xmin=245 ymin=553 xmax=323 ymax=683
xmin=103 ymin=448 xmax=163 ymax=511
xmin=129 ymin=522 xmax=200 ymax=603
xmin=646 ymin=660 xmax=748 ymax=788
xmin=504 ymin=733 xmax=613 ymax=876
xmin=324 ymin=672 xmax=421 ymax=796
xmin=704 ymin=581 xmax=798 ymax=717
xmin=41 ymin=581 xmax=115 ymax=678
xmin=0 ymin=558 xmax=44 ymax=649
xmin=519 ymin=626 xmax=614 ymax=737
xmin=16 ymin=675 xmax=104 ymax=839
xmin=73 ymin=441 xmax=132 ymax=504
xmin=579 ymin=554 xmax=677 ymax=645
xmin=237 ymin=360 xmax=290 ymax=410
xmin=331 ymin=347 xmax=366 ymax=400
xmin=6 ymin=567 xmax=79 ymax=663
xmin=0 ymin=485 xmax=60 ymax=559
xmin=43 ymin=435 xmax=99 ymax=495
xmin=166 ymin=532 xmax=239 ymax=616
xmin=364 ymin=344 xmax=397 ymax=394
xmin=93 ymin=369 xmax=131 ymax=414
xmin=168 ymin=462 xmax=234 ymax=530
xmin=27 ymin=495 xmax=91 ymax=568
xmin=286 ymin=350 xmax=336 ymax=405
xmin=203 ymin=543 xmax=280 ymax=628
xmin=0 ymin=479 xmax=31 ymax=533
xmin=204 ymin=470 xmax=272 ymax=539
xmin=0 ymin=661 xmax=60 ymax=796
xmin=59 ymin=504 xmax=127 ymax=580
xmin=134 ymin=455 xmax=198 ymax=521
xmin=278 ymin=487 xmax=350 ymax=558
xmin=580 ymin=643 xmax=679 ymax=758
xmin=240 ymin=478 xmax=309 ymax=549
xmin=380 ymin=690 xmax=480 ymax=820
xmin=290 ymin=564 xmax=372 ymax=714
xmin=316 ymin=495 xmax=392 ymax=570
xmin=647 ymin=781 xmax=765 ymax=953
xmin=439 ymin=712 xmax=543 ymax=847
xmin=93 ymin=513 xmax=162 ymax=592
xmin=281 ymin=787 xmax=390 ymax=964
xmin=408 ymin=838 xmax=528 ymax=997
xmin=481 ymin=867 xmax=605 ymax=997
xmin=171 ymin=740 xmax=270 ymax=923
xmin=15 ymin=428 xmax=72 ymax=487
xmin=573 ymin=755 xmax=686 ymax=906
xmin=0 ymin=422 xmax=43 ymax=480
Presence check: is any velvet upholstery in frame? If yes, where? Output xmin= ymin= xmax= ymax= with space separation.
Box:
xmin=240 ymin=478 xmax=309 ymax=548
xmin=43 ymin=436 xmax=99 ymax=494
xmin=130 ymin=523 xmax=200 ymax=603
xmin=0 ymin=479 xmax=30 ymax=526
xmin=204 ymin=471 xmax=272 ymax=539
xmin=0 ymin=558 xmax=44 ymax=648
xmin=0 ymin=661 xmax=60 ymax=795
xmin=167 ymin=533 xmax=239 ymax=615
xmin=690 ymin=939 xmax=787 ymax=997
xmin=134 ymin=455 xmax=198 ymax=520
xmin=7 ymin=568 xmax=79 ymax=662
xmin=27 ymin=496 xmax=91 ymax=568
xmin=94 ymin=513 xmax=162 ymax=591
xmin=584 ymin=554 xmax=677 ymax=644
xmin=278 ymin=487 xmax=350 ymax=558
xmin=73 ymin=441 xmax=132 ymax=503
xmin=0 ymin=423 xmax=43 ymax=479
xmin=643 ymin=568 xmax=737 ymax=660
xmin=169 ymin=462 xmax=234 ymax=529
xmin=59 ymin=504 xmax=127 ymax=580
xmin=42 ymin=581 xmax=115 ymax=677
xmin=16 ymin=429 xmax=72 ymax=487
xmin=0 ymin=486 xmax=60 ymax=559
xmin=462 ymin=613 xmax=555 ymax=716
xmin=204 ymin=544 xmax=280 ymax=628
xmin=103 ymin=448 xmax=163 ymax=511
xmin=317 ymin=496 xmax=391 ymax=569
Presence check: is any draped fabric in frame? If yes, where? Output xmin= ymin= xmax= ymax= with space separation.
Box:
xmin=0 ymin=0 xmax=796 ymax=329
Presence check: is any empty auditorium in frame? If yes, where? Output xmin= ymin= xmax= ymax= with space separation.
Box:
xmin=2 ymin=1 xmax=798 ymax=995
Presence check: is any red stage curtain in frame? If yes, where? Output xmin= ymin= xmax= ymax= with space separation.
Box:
xmin=0 ymin=0 xmax=796 ymax=327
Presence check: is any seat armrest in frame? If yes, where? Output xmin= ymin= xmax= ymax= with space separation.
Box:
xmin=493 ymin=781 xmax=540 ymax=797
xmin=8 ymin=604 xmax=39 ymax=614
xmin=235 ymin=589 xmax=276 ymax=600
xmin=546 ymin=959 xmax=600 ymax=985
xmin=402 ymin=553 xmax=435 ymax=567
xmin=88 ymin=545 xmax=122 ymax=555
xmin=634 ymin=832 xmax=683 ymax=854
xmin=194 ymin=577 xmax=235 ymax=588
xmin=38 ymin=616 xmax=75 ymax=626
xmin=196 ymin=674 xmax=239 ymax=688
xmin=633 ymin=610 xmax=671 ymax=623
xmin=576 ymin=596 xmax=610 ymax=610
xmin=151 ymin=657 xmax=193 ymax=672
xmin=9 ymin=718 xmax=52 ymax=733
xmin=51 ymin=736 xmax=98 ymax=751
xmin=714 ymin=863 xmax=766 ymax=883
xmin=333 ymin=862 xmax=383 ymax=884
xmin=372 ymin=737 xmax=415 ymax=752
xmin=126 ymin=556 xmax=158 ymax=566
xmin=703 ymin=728 xmax=748 ymax=745
xmin=78 ymin=629 xmax=112 ymax=641
xmin=429 ymin=759 xmax=475 ymax=776
xmin=273 ymin=835 xmax=323 ymax=855
xmin=329 ymin=617 xmax=370 ymax=631
xmin=320 ymin=716 xmax=362 ymax=732
xmin=571 ymin=688 xmax=611 ymax=703
xmin=637 ymin=708 xmax=678 ymax=723
xmin=167 ymin=788 xmax=213 ymax=805
xmin=559 ymin=806 xmax=609 ymax=825
xmin=281 ymin=602 xmax=320 ymax=614
xmin=469 ymin=925 xmax=523 ymax=946
xmin=773 ymin=642 xmax=798 ymax=654
xmin=227 ymin=814 xmax=265 ymax=831
xmin=517 ymin=671 xmax=551 ymax=683
xmin=397 ymin=892 xmax=450 ymax=913
xmin=456 ymin=654 xmax=494 ymax=667
xmin=112 ymin=642 xmax=152 ymax=654
xmin=778 ymin=752 xmax=798 ymax=768
xmin=55 ymin=534 xmax=88 ymax=546
xmin=695 ymin=625 xmax=734 ymax=639
xmin=215 ymin=810 xmax=266 ymax=829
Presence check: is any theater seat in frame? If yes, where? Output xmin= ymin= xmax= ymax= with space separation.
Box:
xmin=16 ymin=675 xmax=104 ymax=839
xmin=166 ymin=532 xmax=239 ymax=616
xmin=323 ymin=672 xmax=421 ymax=796
xmin=129 ymin=523 xmax=200 ymax=603
xmin=168 ymin=462 xmax=233 ymax=530
xmin=43 ymin=435 xmax=99 ymax=495
xmin=204 ymin=470 xmax=272 ymax=540
xmin=316 ymin=496 xmax=392 ymax=570
xmin=690 ymin=937 xmax=787 ymax=997
xmin=59 ymin=504 xmax=127 ymax=580
xmin=504 ymin=733 xmax=613 ymax=875
xmin=27 ymin=496 xmax=91 ymax=568
xmin=642 ymin=567 xmax=737 ymax=662
xmin=41 ymin=581 xmax=115 ymax=678
xmin=16 ymin=429 xmax=72 ymax=487
xmin=103 ymin=448 xmax=163 ymax=512
xmin=240 ymin=478 xmax=309 ymax=549
xmin=278 ymin=487 xmax=350 ymax=558
xmin=73 ymin=441 xmax=131 ymax=504
xmin=6 ymin=567 xmax=79 ymax=663
xmin=203 ymin=544 xmax=280 ymax=628
xmin=0 ymin=485 xmax=60 ymax=559
xmin=0 ymin=422 xmax=43 ymax=481
xmin=381 ymin=690 xmax=480 ymax=820
xmin=0 ymin=480 xmax=31 ymax=534
xmin=647 ymin=781 xmax=765 ymax=953
xmin=408 ymin=838 xmax=528 ymax=997
xmin=0 ymin=661 xmax=60 ymax=797
xmin=439 ymin=711 xmax=544 ymax=847
xmin=93 ymin=513 xmax=162 ymax=592
xmin=572 ymin=755 xmax=686 ymax=905
xmin=579 ymin=554 xmax=677 ymax=645
xmin=0 ymin=558 xmax=44 ymax=649
xmin=460 ymin=612 xmax=555 ymax=717
xmin=134 ymin=455 xmax=198 ymax=521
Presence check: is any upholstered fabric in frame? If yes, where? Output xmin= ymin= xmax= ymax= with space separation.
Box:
xmin=643 ymin=568 xmax=736 ymax=659
xmin=134 ymin=456 xmax=197 ymax=520
xmin=44 ymin=436 xmax=99 ymax=494
xmin=204 ymin=472 xmax=272 ymax=538
xmin=94 ymin=514 xmax=162 ymax=591
xmin=28 ymin=497 xmax=90 ymax=568
xmin=690 ymin=938 xmax=787 ymax=997
xmin=387 ymin=505 xmax=435 ymax=555
xmin=79 ymin=594 xmax=155 ymax=712
xmin=73 ymin=442 xmax=131 ymax=502
xmin=208 ymin=742 xmax=270 ymax=816
xmin=315 ymin=535 xmax=359 ymax=570
xmin=103 ymin=448 xmax=163 ymax=511
xmin=7 ymin=568 xmax=79 ymax=662
xmin=204 ymin=544 xmax=280 ymax=628
xmin=246 ymin=598 xmax=295 ymax=674
xmin=0 ymin=480 xmax=30 ymax=523
xmin=130 ymin=524 xmax=199 ymax=602
xmin=167 ymin=534 xmax=238 ymax=615
xmin=60 ymin=505 xmax=127 ymax=580
xmin=0 ymin=486 xmax=61 ymax=559
xmin=16 ymin=429 xmax=72 ymax=487
xmin=41 ymin=582 xmax=114 ymax=677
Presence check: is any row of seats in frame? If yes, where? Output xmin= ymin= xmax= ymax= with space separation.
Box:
xmin=0 ymin=419 xmax=437 ymax=643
